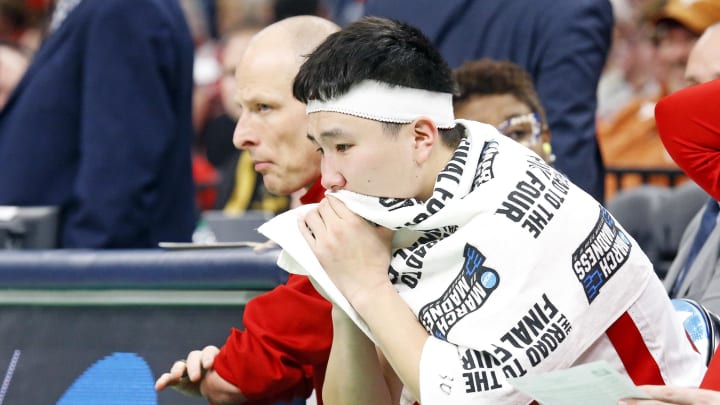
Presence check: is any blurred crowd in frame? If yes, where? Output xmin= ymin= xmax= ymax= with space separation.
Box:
xmin=0 ymin=0 xmax=718 ymax=245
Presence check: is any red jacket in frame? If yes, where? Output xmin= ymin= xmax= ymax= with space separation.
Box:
xmin=656 ymin=79 xmax=720 ymax=391
xmin=656 ymin=79 xmax=720 ymax=201
xmin=213 ymin=180 xmax=332 ymax=404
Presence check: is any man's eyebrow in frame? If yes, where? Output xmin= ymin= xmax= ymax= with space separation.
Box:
xmin=307 ymin=128 xmax=346 ymax=143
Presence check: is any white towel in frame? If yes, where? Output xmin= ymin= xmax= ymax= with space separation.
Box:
xmin=259 ymin=120 xmax=655 ymax=403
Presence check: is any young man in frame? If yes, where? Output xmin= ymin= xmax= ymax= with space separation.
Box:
xmin=259 ymin=17 xmax=706 ymax=404
xmin=155 ymin=16 xmax=339 ymax=405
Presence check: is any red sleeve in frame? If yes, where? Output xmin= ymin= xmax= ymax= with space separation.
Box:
xmin=656 ymin=79 xmax=720 ymax=200
xmin=701 ymin=351 xmax=720 ymax=390
xmin=213 ymin=274 xmax=332 ymax=403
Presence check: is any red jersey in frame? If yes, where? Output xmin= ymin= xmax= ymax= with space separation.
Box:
xmin=213 ymin=180 xmax=331 ymax=404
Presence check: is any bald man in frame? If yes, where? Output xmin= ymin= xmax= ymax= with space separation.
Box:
xmin=155 ymin=16 xmax=339 ymax=405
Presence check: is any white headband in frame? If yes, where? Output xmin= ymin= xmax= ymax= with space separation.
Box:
xmin=306 ymin=80 xmax=456 ymax=129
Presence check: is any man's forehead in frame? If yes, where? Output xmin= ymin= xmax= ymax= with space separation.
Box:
xmin=235 ymin=54 xmax=296 ymax=96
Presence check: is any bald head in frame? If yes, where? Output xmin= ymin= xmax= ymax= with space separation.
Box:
xmin=247 ymin=15 xmax=340 ymax=67
xmin=685 ymin=23 xmax=720 ymax=86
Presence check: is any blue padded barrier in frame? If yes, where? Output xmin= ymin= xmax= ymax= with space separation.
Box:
xmin=0 ymin=247 xmax=286 ymax=290
xmin=0 ymin=247 xmax=307 ymax=405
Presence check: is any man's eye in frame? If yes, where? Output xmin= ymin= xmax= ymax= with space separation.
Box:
xmin=336 ymin=144 xmax=350 ymax=152
xmin=258 ymin=104 xmax=270 ymax=112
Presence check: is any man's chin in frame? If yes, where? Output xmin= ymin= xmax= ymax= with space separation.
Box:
xmin=262 ymin=177 xmax=293 ymax=197
xmin=262 ymin=172 xmax=317 ymax=197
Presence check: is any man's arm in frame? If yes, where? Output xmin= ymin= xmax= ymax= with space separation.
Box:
xmin=213 ymin=274 xmax=332 ymax=402
xmin=301 ymin=197 xmax=427 ymax=401
xmin=156 ymin=274 xmax=333 ymax=404
xmin=322 ymin=306 xmax=399 ymax=404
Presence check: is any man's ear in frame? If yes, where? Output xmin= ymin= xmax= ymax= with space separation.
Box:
xmin=411 ymin=116 xmax=439 ymax=164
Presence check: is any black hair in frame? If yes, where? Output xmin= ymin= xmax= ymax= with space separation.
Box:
xmin=293 ymin=16 xmax=463 ymax=146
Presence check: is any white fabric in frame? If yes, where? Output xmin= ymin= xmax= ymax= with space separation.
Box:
xmin=305 ymin=80 xmax=456 ymax=129
xmin=259 ymin=120 xmax=705 ymax=404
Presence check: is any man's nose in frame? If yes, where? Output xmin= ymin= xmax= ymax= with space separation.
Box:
xmin=232 ymin=113 xmax=259 ymax=149
xmin=320 ymin=156 xmax=346 ymax=192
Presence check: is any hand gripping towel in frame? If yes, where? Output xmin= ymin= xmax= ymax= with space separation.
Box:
xmin=259 ymin=120 xmax=696 ymax=404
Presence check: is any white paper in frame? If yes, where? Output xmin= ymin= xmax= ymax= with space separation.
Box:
xmin=0 ymin=206 xmax=18 ymax=221
xmin=507 ymin=361 xmax=651 ymax=405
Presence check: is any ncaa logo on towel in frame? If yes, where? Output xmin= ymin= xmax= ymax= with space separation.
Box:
xmin=419 ymin=243 xmax=499 ymax=340
xmin=571 ymin=206 xmax=632 ymax=303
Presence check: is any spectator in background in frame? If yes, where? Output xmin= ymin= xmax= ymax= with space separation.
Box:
xmin=215 ymin=0 xmax=273 ymax=39
xmin=453 ymin=59 xmax=555 ymax=165
xmin=0 ymin=0 xmax=197 ymax=248
xmin=155 ymin=16 xmax=339 ymax=405
xmin=597 ymin=0 xmax=663 ymax=123
xmin=598 ymin=0 xmax=720 ymax=197
xmin=0 ymin=0 xmax=43 ymax=53
xmin=0 ymin=0 xmax=27 ymax=42
xmin=656 ymin=24 xmax=720 ymax=314
xmin=204 ymin=26 xmax=259 ymax=172
xmin=363 ymin=0 xmax=613 ymax=203
xmin=0 ymin=40 xmax=28 ymax=110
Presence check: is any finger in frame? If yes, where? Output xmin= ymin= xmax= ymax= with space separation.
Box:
xmin=298 ymin=216 xmax=315 ymax=244
xmin=185 ymin=350 xmax=204 ymax=381
xmin=201 ymin=345 xmax=220 ymax=369
xmin=324 ymin=195 xmax=348 ymax=219
xmin=304 ymin=208 xmax=326 ymax=237
xmin=154 ymin=373 xmax=171 ymax=391
xmin=629 ymin=385 xmax=696 ymax=405
xmin=169 ymin=359 xmax=188 ymax=377
xmin=324 ymin=196 xmax=378 ymax=229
